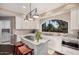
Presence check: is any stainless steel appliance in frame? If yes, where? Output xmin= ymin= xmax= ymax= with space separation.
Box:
xmin=62 ymin=39 xmax=79 ymax=50
xmin=77 ymin=32 xmax=79 ymax=39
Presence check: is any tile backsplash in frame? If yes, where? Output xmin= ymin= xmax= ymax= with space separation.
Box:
xmin=15 ymin=29 xmax=38 ymax=35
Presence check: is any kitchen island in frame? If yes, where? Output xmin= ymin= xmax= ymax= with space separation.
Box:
xmin=20 ymin=34 xmax=49 ymax=55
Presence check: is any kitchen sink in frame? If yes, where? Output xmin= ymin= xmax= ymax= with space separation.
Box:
xmin=24 ymin=36 xmax=35 ymax=41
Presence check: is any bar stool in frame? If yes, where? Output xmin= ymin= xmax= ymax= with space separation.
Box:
xmin=17 ymin=45 xmax=33 ymax=55
xmin=15 ymin=41 xmax=24 ymax=55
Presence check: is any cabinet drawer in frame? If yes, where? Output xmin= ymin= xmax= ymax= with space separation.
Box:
xmin=62 ymin=46 xmax=79 ymax=55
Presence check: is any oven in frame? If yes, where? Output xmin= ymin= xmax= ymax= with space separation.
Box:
xmin=62 ymin=38 xmax=79 ymax=50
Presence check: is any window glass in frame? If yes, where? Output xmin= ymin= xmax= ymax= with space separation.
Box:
xmin=42 ymin=19 xmax=68 ymax=33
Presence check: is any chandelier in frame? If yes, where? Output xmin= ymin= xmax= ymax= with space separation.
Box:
xmin=24 ymin=3 xmax=40 ymax=22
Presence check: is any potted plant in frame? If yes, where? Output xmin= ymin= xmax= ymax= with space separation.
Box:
xmin=35 ymin=31 xmax=42 ymax=42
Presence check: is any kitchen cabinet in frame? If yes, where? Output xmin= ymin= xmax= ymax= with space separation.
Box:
xmin=16 ymin=34 xmax=79 ymax=55
xmin=16 ymin=16 xmax=40 ymax=29
xmin=22 ymin=20 xmax=40 ymax=29
xmin=44 ymin=35 xmax=62 ymax=52
xmin=22 ymin=20 xmax=34 ymax=29
xmin=4 ymin=20 xmax=10 ymax=29
xmin=71 ymin=8 xmax=79 ymax=30
xmin=50 ymin=36 xmax=62 ymax=52
xmin=16 ymin=17 xmax=23 ymax=29
xmin=21 ymin=34 xmax=49 ymax=55
xmin=61 ymin=36 xmax=79 ymax=55
xmin=53 ymin=36 xmax=62 ymax=52
xmin=0 ymin=20 xmax=11 ymax=29
xmin=62 ymin=46 xmax=79 ymax=55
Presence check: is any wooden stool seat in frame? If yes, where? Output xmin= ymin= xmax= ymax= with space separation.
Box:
xmin=18 ymin=45 xmax=33 ymax=55
xmin=15 ymin=41 xmax=24 ymax=55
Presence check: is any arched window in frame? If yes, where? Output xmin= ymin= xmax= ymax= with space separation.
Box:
xmin=42 ymin=19 xmax=68 ymax=33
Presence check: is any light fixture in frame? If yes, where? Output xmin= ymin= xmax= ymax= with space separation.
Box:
xmin=24 ymin=3 xmax=40 ymax=22
xmin=24 ymin=16 xmax=28 ymax=22
xmin=33 ymin=15 xmax=39 ymax=18
xmin=28 ymin=18 xmax=33 ymax=20
xmin=33 ymin=8 xmax=39 ymax=18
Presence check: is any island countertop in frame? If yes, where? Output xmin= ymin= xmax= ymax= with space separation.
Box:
xmin=19 ymin=34 xmax=49 ymax=45
xmin=18 ymin=34 xmax=49 ymax=55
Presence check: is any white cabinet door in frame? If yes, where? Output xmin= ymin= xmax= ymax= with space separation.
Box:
xmin=16 ymin=17 xmax=23 ymax=29
xmin=54 ymin=37 xmax=62 ymax=52
xmin=48 ymin=36 xmax=56 ymax=50
xmin=22 ymin=20 xmax=33 ymax=29
xmin=62 ymin=46 xmax=79 ymax=55
xmin=1 ymin=20 xmax=5 ymax=29
xmin=22 ymin=20 xmax=40 ymax=29
xmin=1 ymin=21 xmax=4 ymax=29
xmin=4 ymin=20 xmax=10 ymax=29
xmin=34 ymin=20 xmax=40 ymax=29
xmin=0 ymin=20 xmax=10 ymax=29
xmin=0 ymin=21 xmax=2 ymax=43
xmin=71 ymin=8 xmax=79 ymax=29
xmin=15 ymin=16 xmax=40 ymax=29
xmin=48 ymin=36 xmax=62 ymax=52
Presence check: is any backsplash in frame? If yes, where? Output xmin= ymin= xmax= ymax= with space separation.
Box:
xmin=15 ymin=29 xmax=38 ymax=35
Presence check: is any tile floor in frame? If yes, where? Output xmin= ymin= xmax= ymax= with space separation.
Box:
xmin=48 ymin=49 xmax=63 ymax=55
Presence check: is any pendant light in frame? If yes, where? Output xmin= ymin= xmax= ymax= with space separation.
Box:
xmin=28 ymin=3 xmax=33 ymax=20
xmin=24 ymin=3 xmax=40 ymax=22
xmin=33 ymin=8 xmax=39 ymax=18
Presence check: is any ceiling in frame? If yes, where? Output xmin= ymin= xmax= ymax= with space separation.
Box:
xmin=0 ymin=3 xmax=66 ymax=16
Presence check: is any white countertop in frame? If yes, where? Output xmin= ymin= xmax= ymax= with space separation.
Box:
xmin=19 ymin=34 xmax=49 ymax=45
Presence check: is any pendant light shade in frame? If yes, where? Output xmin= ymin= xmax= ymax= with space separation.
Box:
xmin=24 ymin=3 xmax=40 ymax=22
xmin=33 ymin=8 xmax=39 ymax=18
xmin=28 ymin=17 xmax=33 ymax=20
xmin=33 ymin=14 xmax=39 ymax=18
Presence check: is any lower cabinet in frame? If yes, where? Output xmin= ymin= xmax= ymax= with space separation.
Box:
xmin=48 ymin=36 xmax=79 ymax=55
xmin=21 ymin=38 xmax=49 ymax=55
xmin=62 ymin=46 xmax=79 ymax=55
xmin=48 ymin=36 xmax=62 ymax=52
xmin=16 ymin=35 xmax=79 ymax=55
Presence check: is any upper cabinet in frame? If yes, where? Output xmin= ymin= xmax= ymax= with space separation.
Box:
xmin=16 ymin=16 xmax=40 ymax=29
xmin=16 ymin=16 xmax=23 ymax=29
xmin=22 ymin=20 xmax=40 ymax=29
xmin=71 ymin=8 xmax=79 ymax=30
xmin=0 ymin=20 xmax=11 ymax=29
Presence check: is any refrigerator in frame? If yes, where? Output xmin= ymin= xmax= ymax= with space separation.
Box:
xmin=0 ymin=20 xmax=11 ymax=44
